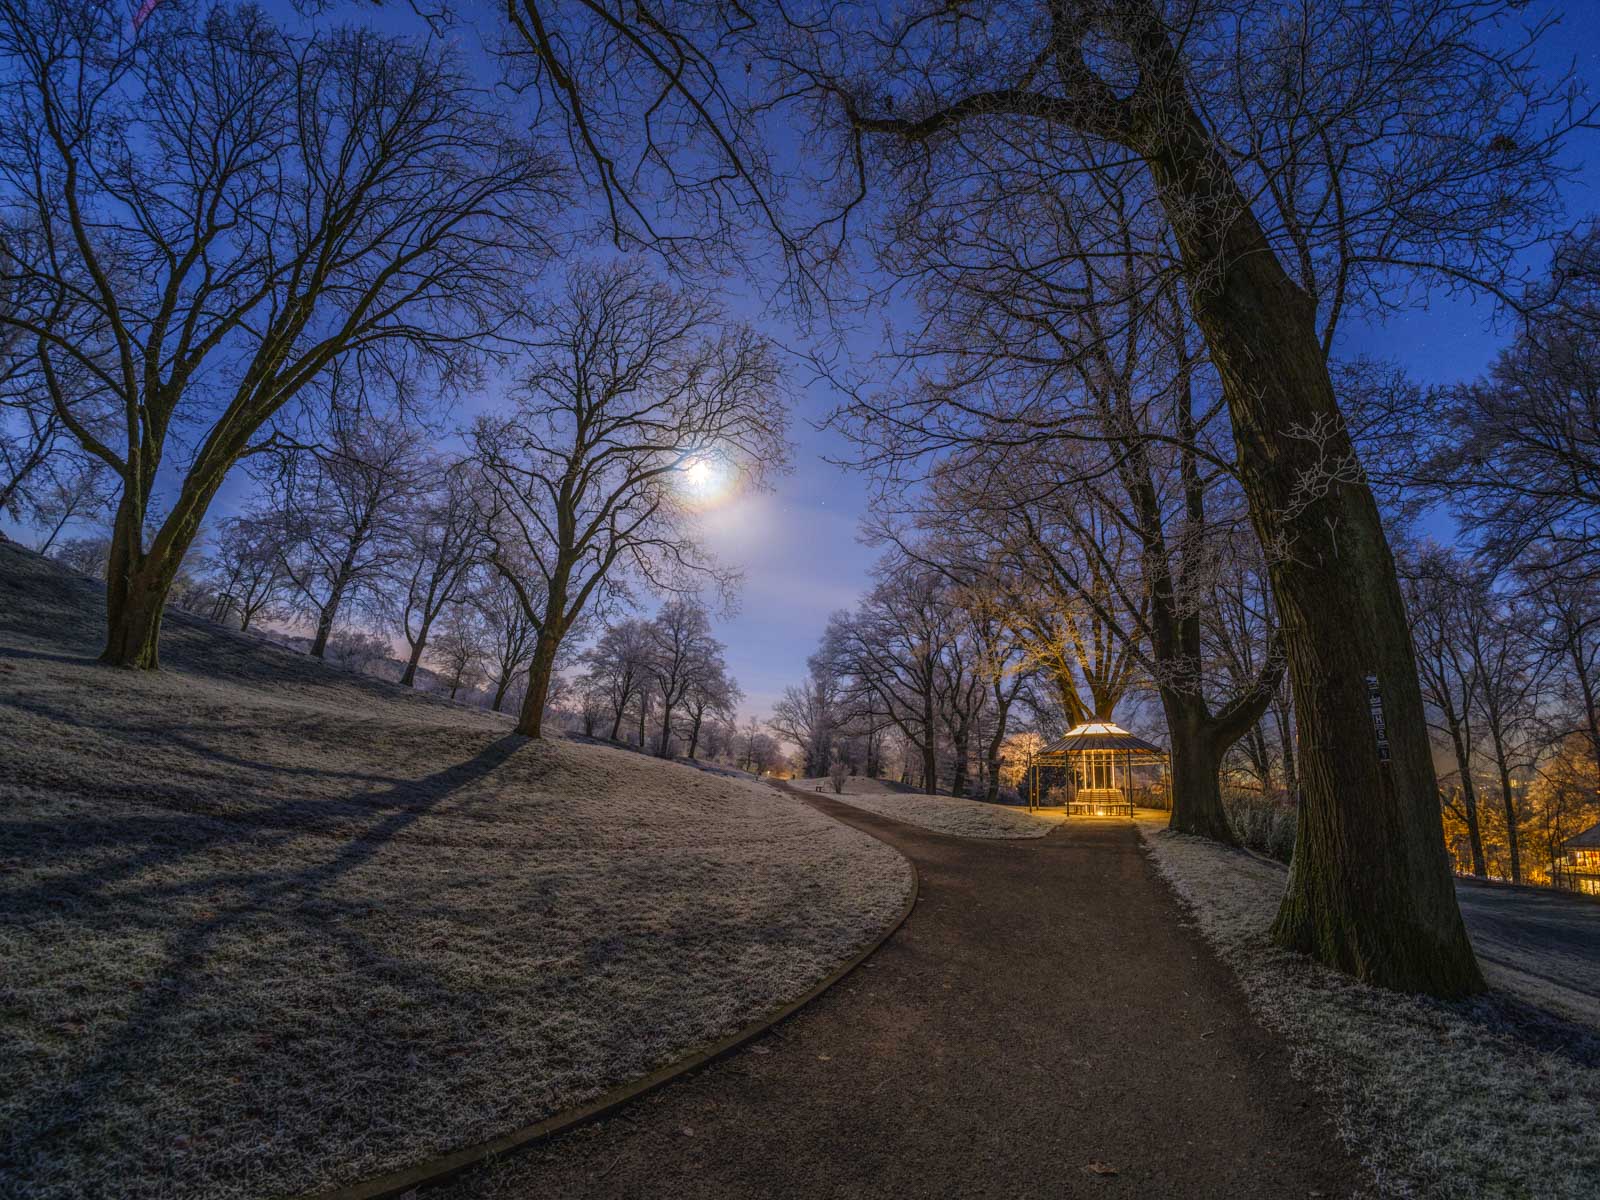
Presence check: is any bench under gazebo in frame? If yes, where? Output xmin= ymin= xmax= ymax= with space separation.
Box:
xmin=1028 ymin=722 xmax=1167 ymax=817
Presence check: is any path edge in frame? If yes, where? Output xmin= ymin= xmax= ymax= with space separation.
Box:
xmin=295 ymin=790 xmax=919 ymax=1200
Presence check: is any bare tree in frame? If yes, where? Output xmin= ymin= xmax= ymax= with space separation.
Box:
xmin=488 ymin=0 xmax=1598 ymax=993
xmin=203 ymin=514 xmax=288 ymax=632
xmin=583 ymin=617 xmax=654 ymax=742
xmin=1520 ymin=555 xmax=1600 ymax=783
xmin=0 ymin=222 xmax=104 ymax=522
xmin=0 ymin=396 xmax=59 ymax=525
xmin=472 ymin=260 xmax=788 ymax=738
xmin=931 ymin=611 xmax=987 ymax=798
xmin=477 ymin=571 xmax=540 ymax=714
xmin=768 ymin=664 xmax=841 ymax=778
xmin=962 ymin=586 xmax=1035 ymax=805
xmin=740 ymin=717 xmax=782 ymax=776
xmin=24 ymin=456 xmax=113 ymax=553
xmin=0 ymin=384 xmax=63 ymax=524
xmin=1456 ymin=573 xmax=1548 ymax=884
xmin=268 ymin=415 xmax=423 ymax=659
xmin=681 ymin=650 xmax=740 ymax=760
xmin=1425 ymin=226 xmax=1600 ymax=588
xmin=645 ymin=597 xmax=721 ymax=758
xmin=0 ymin=0 xmax=563 ymax=667
xmin=393 ymin=462 xmax=483 ymax=687
xmin=820 ymin=566 xmax=954 ymax=795
xmin=1402 ymin=544 xmax=1490 ymax=878
xmin=430 ymin=604 xmax=491 ymax=701
xmin=49 ymin=532 xmax=110 ymax=580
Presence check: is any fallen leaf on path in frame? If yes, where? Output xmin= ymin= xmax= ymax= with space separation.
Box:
xmin=1083 ymin=1161 xmax=1118 ymax=1177
xmin=749 ymin=1045 xmax=771 ymax=1055
xmin=817 ymin=1054 xmax=832 ymax=1061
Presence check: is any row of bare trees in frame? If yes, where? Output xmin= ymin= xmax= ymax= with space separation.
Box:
xmin=482 ymin=0 xmax=1600 ymax=996
xmin=0 ymin=0 xmax=566 ymax=668
xmin=1396 ymin=229 xmax=1600 ymax=887
xmin=12 ymin=253 xmax=787 ymax=739
xmin=0 ymin=2 xmax=788 ymax=746
xmin=7 ymin=0 xmax=1598 ymax=998
xmin=575 ymin=601 xmax=742 ymax=759
xmin=796 ymin=226 xmax=1600 ymax=892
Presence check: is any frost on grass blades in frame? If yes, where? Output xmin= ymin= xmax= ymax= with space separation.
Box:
xmin=806 ymin=778 xmax=1064 ymax=840
xmin=1139 ymin=820 xmax=1600 ymax=1199
xmin=0 ymin=543 xmax=912 ymax=1200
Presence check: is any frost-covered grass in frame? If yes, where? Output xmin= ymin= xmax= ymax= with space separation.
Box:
xmin=1138 ymin=817 xmax=1600 ymax=1199
xmin=799 ymin=778 xmax=1064 ymax=839
xmin=0 ymin=543 xmax=912 ymax=1200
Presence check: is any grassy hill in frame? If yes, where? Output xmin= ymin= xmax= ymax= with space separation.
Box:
xmin=0 ymin=541 xmax=911 ymax=1200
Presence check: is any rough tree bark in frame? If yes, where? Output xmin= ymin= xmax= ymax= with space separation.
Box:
xmin=1143 ymin=100 xmax=1480 ymax=995
xmin=516 ymin=627 xmax=562 ymax=738
xmin=400 ymin=631 xmax=431 ymax=688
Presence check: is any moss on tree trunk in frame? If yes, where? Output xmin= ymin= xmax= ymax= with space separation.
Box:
xmin=1144 ymin=103 xmax=1482 ymax=997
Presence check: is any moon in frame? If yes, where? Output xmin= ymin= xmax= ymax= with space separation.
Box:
xmin=677 ymin=455 xmax=735 ymax=506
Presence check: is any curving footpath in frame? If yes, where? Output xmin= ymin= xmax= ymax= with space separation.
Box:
xmin=426 ymin=791 xmax=1359 ymax=1199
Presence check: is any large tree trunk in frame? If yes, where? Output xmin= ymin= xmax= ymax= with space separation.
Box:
xmin=309 ymin=591 xmax=342 ymax=660
xmin=516 ymin=628 xmax=561 ymax=738
xmin=1164 ymin=699 xmax=1235 ymax=844
xmin=658 ymin=702 xmax=675 ymax=758
xmin=1146 ymin=102 xmax=1481 ymax=996
xmin=984 ymin=723 xmax=1005 ymax=805
xmin=400 ymin=624 xmax=432 ymax=688
xmin=101 ymin=567 xmax=168 ymax=669
xmin=101 ymin=497 xmax=169 ymax=669
xmin=949 ymin=733 xmax=969 ymax=797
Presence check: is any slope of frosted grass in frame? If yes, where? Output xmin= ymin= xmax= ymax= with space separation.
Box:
xmin=800 ymin=779 xmax=1063 ymax=839
xmin=0 ymin=544 xmax=912 ymax=1200
xmin=1139 ymin=818 xmax=1600 ymax=1199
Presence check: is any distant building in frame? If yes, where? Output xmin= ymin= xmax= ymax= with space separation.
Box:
xmin=1556 ymin=823 xmax=1600 ymax=896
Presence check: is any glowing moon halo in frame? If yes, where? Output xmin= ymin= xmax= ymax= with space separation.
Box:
xmin=675 ymin=454 xmax=736 ymax=508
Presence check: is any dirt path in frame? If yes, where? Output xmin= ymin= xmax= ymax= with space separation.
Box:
xmin=440 ymin=795 xmax=1358 ymax=1199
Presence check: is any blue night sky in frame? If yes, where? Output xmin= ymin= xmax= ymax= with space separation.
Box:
xmin=707 ymin=4 xmax=1600 ymax=719
xmin=14 ymin=0 xmax=1600 ymax=722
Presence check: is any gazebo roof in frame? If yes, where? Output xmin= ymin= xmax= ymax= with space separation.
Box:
xmin=1561 ymin=821 xmax=1600 ymax=850
xmin=1038 ymin=721 xmax=1166 ymax=757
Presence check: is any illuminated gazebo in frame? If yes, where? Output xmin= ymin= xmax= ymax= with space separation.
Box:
xmin=1028 ymin=721 xmax=1167 ymax=817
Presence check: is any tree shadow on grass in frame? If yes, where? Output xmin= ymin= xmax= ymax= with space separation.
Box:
xmin=1456 ymin=992 xmax=1600 ymax=1069
xmin=1 ymin=733 xmax=539 ymax=1175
